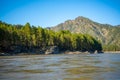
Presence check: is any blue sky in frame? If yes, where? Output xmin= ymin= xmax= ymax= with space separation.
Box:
xmin=0 ymin=0 xmax=120 ymax=27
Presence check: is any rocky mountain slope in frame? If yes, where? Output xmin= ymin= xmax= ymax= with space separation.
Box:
xmin=50 ymin=16 xmax=120 ymax=46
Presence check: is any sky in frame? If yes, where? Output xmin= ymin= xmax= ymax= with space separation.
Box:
xmin=0 ymin=0 xmax=120 ymax=27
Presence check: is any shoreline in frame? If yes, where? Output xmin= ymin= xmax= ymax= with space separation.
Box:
xmin=104 ymin=51 xmax=120 ymax=53
xmin=0 ymin=50 xmax=103 ymax=56
xmin=0 ymin=52 xmax=120 ymax=56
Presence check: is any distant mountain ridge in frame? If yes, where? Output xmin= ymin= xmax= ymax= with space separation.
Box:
xmin=50 ymin=16 xmax=120 ymax=47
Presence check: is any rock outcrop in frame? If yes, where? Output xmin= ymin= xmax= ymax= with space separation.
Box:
xmin=45 ymin=46 xmax=59 ymax=54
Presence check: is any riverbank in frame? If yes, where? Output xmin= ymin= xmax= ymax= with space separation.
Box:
xmin=104 ymin=51 xmax=120 ymax=53
xmin=0 ymin=50 xmax=104 ymax=56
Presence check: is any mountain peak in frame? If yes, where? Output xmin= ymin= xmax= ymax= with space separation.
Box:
xmin=75 ymin=16 xmax=91 ymax=23
xmin=75 ymin=16 xmax=87 ymax=19
xmin=75 ymin=16 xmax=89 ymax=20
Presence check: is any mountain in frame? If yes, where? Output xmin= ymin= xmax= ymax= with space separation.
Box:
xmin=50 ymin=16 xmax=120 ymax=50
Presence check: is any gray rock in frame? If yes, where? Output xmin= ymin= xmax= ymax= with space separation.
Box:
xmin=45 ymin=46 xmax=59 ymax=54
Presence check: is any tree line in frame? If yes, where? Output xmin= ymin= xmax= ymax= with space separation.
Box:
xmin=0 ymin=21 xmax=102 ymax=53
xmin=103 ymin=45 xmax=120 ymax=51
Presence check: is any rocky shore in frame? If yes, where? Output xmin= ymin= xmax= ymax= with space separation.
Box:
xmin=0 ymin=46 xmax=103 ymax=56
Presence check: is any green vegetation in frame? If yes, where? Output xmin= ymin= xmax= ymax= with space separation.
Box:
xmin=103 ymin=45 xmax=120 ymax=51
xmin=0 ymin=21 xmax=102 ymax=54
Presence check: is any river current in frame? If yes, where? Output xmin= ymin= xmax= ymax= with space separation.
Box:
xmin=0 ymin=53 xmax=120 ymax=80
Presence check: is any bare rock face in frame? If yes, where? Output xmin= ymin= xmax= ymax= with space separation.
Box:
xmin=45 ymin=46 xmax=59 ymax=54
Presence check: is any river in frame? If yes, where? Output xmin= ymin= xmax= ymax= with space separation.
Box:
xmin=0 ymin=53 xmax=120 ymax=80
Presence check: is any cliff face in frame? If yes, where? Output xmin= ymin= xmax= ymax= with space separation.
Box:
xmin=51 ymin=16 xmax=120 ymax=46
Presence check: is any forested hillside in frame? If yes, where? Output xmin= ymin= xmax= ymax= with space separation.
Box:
xmin=51 ymin=16 xmax=120 ymax=51
xmin=0 ymin=21 xmax=102 ymax=54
